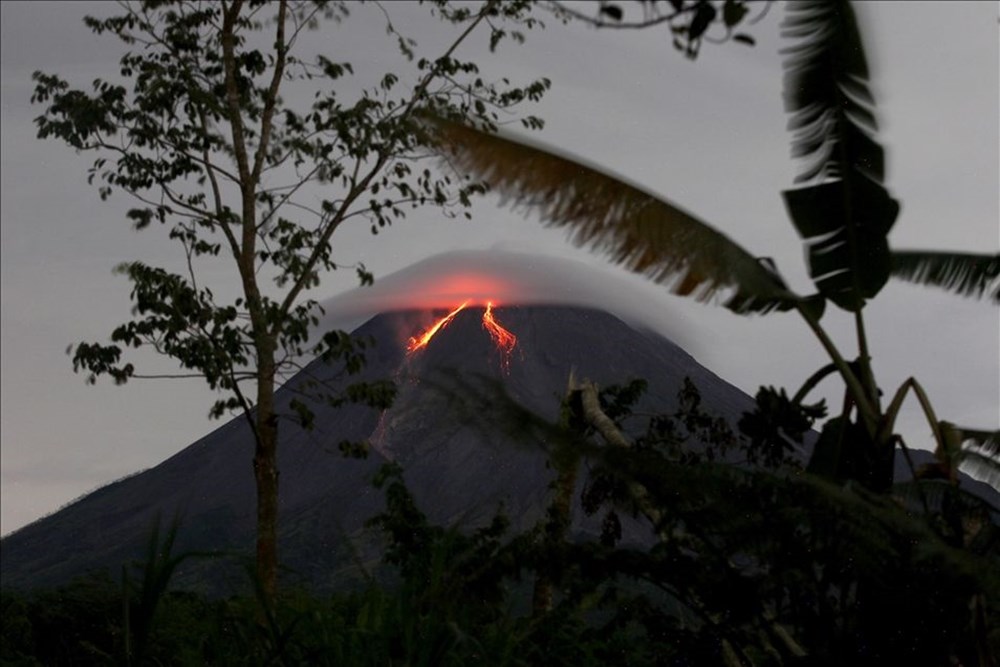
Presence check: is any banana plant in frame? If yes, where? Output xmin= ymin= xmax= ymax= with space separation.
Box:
xmin=425 ymin=0 xmax=1000 ymax=493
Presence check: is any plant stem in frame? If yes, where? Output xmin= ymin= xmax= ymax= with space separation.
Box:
xmin=795 ymin=303 xmax=878 ymax=434
xmin=853 ymin=309 xmax=880 ymax=413
xmin=792 ymin=362 xmax=838 ymax=405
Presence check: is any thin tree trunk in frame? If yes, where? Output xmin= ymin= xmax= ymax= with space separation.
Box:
xmin=532 ymin=457 xmax=577 ymax=615
xmin=532 ymin=374 xmax=583 ymax=615
xmin=254 ymin=354 xmax=279 ymax=601
xmin=576 ymin=379 xmax=664 ymax=531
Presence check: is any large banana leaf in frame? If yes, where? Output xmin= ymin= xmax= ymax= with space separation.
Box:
xmin=890 ymin=251 xmax=1000 ymax=303
xmin=429 ymin=120 xmax=799 ymax=315
xmin=781 ymin=0 xmax=899 ymax=311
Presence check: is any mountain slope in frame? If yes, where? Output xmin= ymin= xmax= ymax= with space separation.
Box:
xmin=3 ymin=305 xmax=993 ymax=594
xmin=2 ymin=306 xmax=756 ymax=593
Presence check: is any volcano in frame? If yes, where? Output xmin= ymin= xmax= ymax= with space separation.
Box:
xmin=2 ymin=305 xmax=993 ymax=594
xmin=3 ymin=305 xmax=751 ymax=593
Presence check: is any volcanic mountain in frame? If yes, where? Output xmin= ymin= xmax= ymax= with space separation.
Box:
xmin=2 ymin=305 xmax=759 ymax=593
xmin=2 ymin=305 xmax=994 ymax=594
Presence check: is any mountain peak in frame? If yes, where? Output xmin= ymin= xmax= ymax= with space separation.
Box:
xmin=5 ymin=304 xmax=743 ymax=594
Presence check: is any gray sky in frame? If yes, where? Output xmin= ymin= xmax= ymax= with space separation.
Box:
xmin=2 ymin=1 xmax=998 ymax=535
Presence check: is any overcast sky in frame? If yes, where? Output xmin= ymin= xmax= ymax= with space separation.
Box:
xmin=1 ymin=1 xmax=998 ymax=535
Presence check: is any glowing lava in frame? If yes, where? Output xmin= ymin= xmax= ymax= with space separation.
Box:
xmin=405 ymin=300 xmax=519 ymax=372
xmin=482 ymin=302 xmax=517 ymax=372
xmin=406 ymin=301 xmax=469 ymax=353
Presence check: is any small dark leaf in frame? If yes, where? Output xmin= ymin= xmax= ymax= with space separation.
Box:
xmin=289 ymin=398 xmax=315 ymax=430
xmin=600 ymin=510 xmax=622 ymax=547
xmin=722 ymin=0 xmax=748 ymax=28
xmin=126 ymin=208 xmax=154 ymax=230
xmin=688 ymin=2 xmax=717 ymax=40
xmin=599 ymin=4 xmax=624 ymax=22
xmin=732 ymin=33 xmax=755 ymax=46
xmin=338 ymin=439 xmax=369 ymax=459
xmin=356 ymin=264 xmax=374 ymax=287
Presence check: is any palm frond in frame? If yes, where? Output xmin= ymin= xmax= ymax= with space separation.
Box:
xmin=782 ymin=0 xmax=882 ymax=185
xmin=429 ymin=119 xmax=799 ymax=315
xmin=957 ymin=449 xmax=1000 ymax=492
xmin=890 ymin=251 xmax=1000 ymax=303
xmin=962 ymin=429 xmax=1000 ymax=458
xmin=942 ymin=424 xmax=1000 ymax=457
xmin=940 ymin=423 xmax=1000 ymax=489
xmin=780 ymin=0 xmax=899 ymax=311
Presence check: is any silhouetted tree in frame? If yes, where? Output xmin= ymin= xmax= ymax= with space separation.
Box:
xmin=32 ymin=0 xmax=549 ymax=602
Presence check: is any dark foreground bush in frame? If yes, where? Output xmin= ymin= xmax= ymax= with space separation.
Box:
xmin=3 ymin=383 xmax=997 ymax=665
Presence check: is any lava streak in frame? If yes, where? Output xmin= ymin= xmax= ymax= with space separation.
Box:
xmin=406 ymin=301 xmax=519 ymax=372
xmin=406 ymin=301 xmax=468 ymax=353
xmin=482 ymin=302 xmax=517 ymax=372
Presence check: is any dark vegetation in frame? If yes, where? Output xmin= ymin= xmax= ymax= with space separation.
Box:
xmin=29 ymin=0 xmax=549 ymax=601
xmin=3 ymin=378 xmax=999 ymax=665
xmin=11 ymin=0 xmax=1000 ymax=663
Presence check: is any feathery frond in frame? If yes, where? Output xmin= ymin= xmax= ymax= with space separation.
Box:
xmin=780 ymin=0 xmax=899 ymax=311
xmin=890 ymin=251 xmax=1000 ymax=303
xmin=429 ymin=119 xmax=799 ymax=315
xmin=782 ymin=0 xmax=882 ymax=185
xmin=959 ymin=429 xmax=1000 ymax=458
xmin=941 ymin=424 xmax=1000 ymax=490
xmin=957 ymin=449 xmax=1000 ymax=492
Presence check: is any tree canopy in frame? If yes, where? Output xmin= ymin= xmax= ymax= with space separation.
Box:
xmin=31 ymin=0 xmax=550 ymax=600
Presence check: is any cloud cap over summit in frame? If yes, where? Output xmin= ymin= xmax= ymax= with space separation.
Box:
xmin=314 ymin=249 xmax=697 ymax=351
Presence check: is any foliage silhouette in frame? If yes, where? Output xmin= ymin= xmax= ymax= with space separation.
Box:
xmin=547 ymin=0 xmax=770 ymax=59
xmin=4 ymin=377 xmax=995 ymax=664
xmin=426 ymin=0 xmax=1000 ymax=493
xmin=418 ymin=0 xmax=1000 ymax=659
xmin=32 ymin=0 xmax=549 ymax=601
